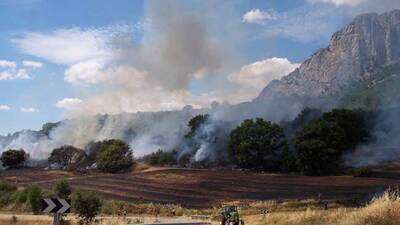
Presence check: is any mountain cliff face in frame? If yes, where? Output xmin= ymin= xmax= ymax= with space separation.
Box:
xmin=257 ymin=10 xmax=400 ymax=100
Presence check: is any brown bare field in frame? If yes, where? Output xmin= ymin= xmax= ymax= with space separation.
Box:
xmin=1 ymin=167 xmax=400 ymax=208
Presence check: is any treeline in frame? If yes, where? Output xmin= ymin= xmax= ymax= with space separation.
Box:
xmin=144 ymin=108 xmax=373 ymax=176
xmin=0 ymin=139 xmax=134 ymax=174
xmin=229 ymin=108 xmax=371 ymax=175
xmin=0 ymin=107 xmax=374 ymax=176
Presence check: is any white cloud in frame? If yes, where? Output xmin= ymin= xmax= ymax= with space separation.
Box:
xmin=243 ymin=9 xmax=278 ymax=24
xmin=0 ymin=59 xmax=44 ymax=80
xmin=0 ymin=105 xmax=11 ymax=111
xmin=14 ymin=26 xmax=131 ymax=84
xmin=20 ymin=107 xmax=39 ymax=113
xmin=64 ymin=60 xmax=106 ymax=84
xmin=56 ymin=98 xmax=83 ymax=110
xmin=13 ymin=27 xmax=122 ymax=65
xmin=0 ymin=67 xmax=30 ymax=80
xmin=307 ymin=0 xmax=366 ymax=6
xmin=0 ymin=60 xmax=16 ymax=68
xmin=22 ymin=60 xmax=43 ymax=68
xmin=229 ymin=57 xmax=300 ymax=89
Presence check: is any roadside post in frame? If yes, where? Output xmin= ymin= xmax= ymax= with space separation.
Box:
xmin=41 ymin=198 xmax=71 ymax=225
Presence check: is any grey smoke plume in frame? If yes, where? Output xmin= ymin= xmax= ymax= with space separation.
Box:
xmin=0 ymin=1 xmax=245 ymax=160
xmin=121 ymin=0 xmax=224 ymax=91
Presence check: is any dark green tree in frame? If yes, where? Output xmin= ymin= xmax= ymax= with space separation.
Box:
xmin=185 ymin=114 xmax=209 ymax=138
xmin=228 ymin=118 xmax=288 ymax=170
xmin=40 ymin=122 xmax=61 ymax=136
xmin=72 ymin=190 xmax=102 ymax=225
xmin=48 ymin=145 xmax=86 ymax=168
xmin=95 ymin=139 xmax=134 ymax=173
xmin=293 ymin=118 xmax=347 ymax=175
xmin=322 ymin=109 xmax=370 ymax=149
xmin=0 ymin=149 xmax=28 ymax=169
xmin=53 ymin=179 xmax=72 ymax=199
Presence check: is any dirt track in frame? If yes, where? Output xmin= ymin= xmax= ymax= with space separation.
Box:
xmin=1 ymin=168 xmax=399 ymax=208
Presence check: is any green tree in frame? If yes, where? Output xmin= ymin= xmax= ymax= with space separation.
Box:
xmin=95 ymin=139 xmax=134 ymax=173
xmin=0 ymin=149 xmax=29 ymax=169
xmin=26 ymin=184 xmax=43 ymax=214
xmin=228 ymin=118 xmax=289 ymax=170
xmin=293 ymin=108 xmax=371 ymax=176
xmin=48 ymin=145 xmax=86 ymax=168
xmin=72 ymin=190 xmax=102 ymax=225
xmin=293 ymin=118 xmax=347 ymax=175
xmin=322 ymin=109 xmax=369 ymax=149
xmin=53 ymin=179 xmax=72 ymax=199
xmin=40 ymin=122 xmax=60 ymax=136
xmin=185 ymin=114 xmax=209 ymax=138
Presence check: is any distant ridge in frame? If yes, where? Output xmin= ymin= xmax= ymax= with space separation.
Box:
xmin=257 ymin=10 xmax=400 ymax=100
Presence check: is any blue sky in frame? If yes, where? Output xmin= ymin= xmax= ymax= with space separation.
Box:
xmin=0 ymin=0 xmax=399 ymax=135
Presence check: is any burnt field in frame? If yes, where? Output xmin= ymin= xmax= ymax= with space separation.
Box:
xmin=1 ymin=167 xmax=400 ymax=208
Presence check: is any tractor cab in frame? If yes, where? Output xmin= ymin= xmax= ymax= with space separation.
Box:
xmin=219 ymin=205 xmax=244 ymax=225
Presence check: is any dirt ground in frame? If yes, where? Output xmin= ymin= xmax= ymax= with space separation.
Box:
xmin=1 ymin=167 xmax=400 ymax=208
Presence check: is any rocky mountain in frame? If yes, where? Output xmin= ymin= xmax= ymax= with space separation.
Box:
xmin=257 ymin=10 xmax=400 ymax=100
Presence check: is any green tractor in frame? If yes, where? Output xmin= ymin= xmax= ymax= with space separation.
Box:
xmin=219 ymin=206 xmax=244 ymax=225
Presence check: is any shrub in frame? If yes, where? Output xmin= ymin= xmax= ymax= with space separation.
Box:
xmin=0 ymin=181 xmax=17 ymax=193
xmin=12 ymin=189 xmax=28 ymax=204
xmin=0 ymin=149 xmax=29 ymax=169
xmin=95 ymin=139 xmax=134 ymax=173
xmin=53 ymin=179 xmax=72 ymax=199
xmin=72 ymin=190 xmax=102 ymax=225
xmin=145 ymin=150 xmax=177 ymax=166
xmin=0 ymin=181 xmax=17 ymax=206
xmin=228 ymin=118 xmax=289 ymax=170
xmin=26 ymin=184 xmax=43 ymax=214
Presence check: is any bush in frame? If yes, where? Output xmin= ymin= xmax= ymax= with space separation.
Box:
xmin=12 ymin=189 xmax=28 ymax=204
xmin=145 ymin=150 xmax=177 ymax=166
xmin=0 ymin=149 xmax=29 ymax=169
xmin=95 ymin=139 xmax=134 ymax=173
xmin=0 ymin=181 xmax=17 ymax=193
xmin=26 ymin=184 xmax=43 ymax=214
xmin=53 ymin=179 xmax=72 ymax=199
xmin=72 ymin=190 xmax=102 ymax=225
xmin=0 ymin=181 xmax=17 ymax=206
xmin=48 ymin=145 xmax=86 ymax=169
xmin=228 ymin=118 xmax=289 ymax=170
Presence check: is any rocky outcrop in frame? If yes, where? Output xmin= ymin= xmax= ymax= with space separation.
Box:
xmin=257 ymin=10 xmax=400 ymax=100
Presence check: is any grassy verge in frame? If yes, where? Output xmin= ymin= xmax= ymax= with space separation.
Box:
xmin=2 ymin=181 xmax=400 ymax=225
